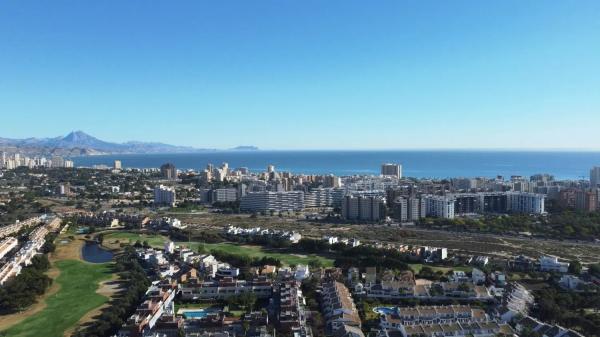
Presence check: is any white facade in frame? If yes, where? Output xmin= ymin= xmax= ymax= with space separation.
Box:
xmin=294 ymin=265 xmax=310 ymax=280
xmin=423 ymin=195 xmax=455 ymax=219
xmin=507 ymin=192 xmax=545 ymax=214
xmin=154 ymin=185 xmax=176 ymax=206
xmin=240 ymin=191 xmax=305 ymax=212
xmin=539 ymin=255 xmax=569 ymax=273
xmin=211 ymin=188 xmax=238 ymax=203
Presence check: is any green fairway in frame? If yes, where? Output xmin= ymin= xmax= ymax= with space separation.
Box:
xmin=103 ymin=231 xmax=168 ymax=248
xmin=2 ymin=260 xmax=113 ymax=337
xmin=196 ymin=242 xmax=334 ymax=267
xmin=103 ymin=231 xmax=333 ymax=267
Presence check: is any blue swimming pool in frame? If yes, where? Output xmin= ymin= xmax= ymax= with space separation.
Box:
xmin=374 ymin=307 xmax=397 ymax=315
xmin=183 ymin=310 xmax=210 ymax=319
xmin=181 ymin=308 xmax=220 ymax=319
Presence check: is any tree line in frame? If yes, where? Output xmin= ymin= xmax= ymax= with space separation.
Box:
xmin=0 ymin=255 xmax=52 ymax=314
xmin=72 ymin=246 xmax=151 ymax=337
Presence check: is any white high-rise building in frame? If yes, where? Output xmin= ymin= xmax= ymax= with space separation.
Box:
xmin=211 ymin=188 xmax=238 ymax=203
xmin=154 ymin=185 xmax=176 ymax=207
xmin=423 ymin=195 xmax=455 ymax=219
xmin=381 ymin=163 xmax=402 ymax=179
xmin=114 ymin=160 xmax=122 ymax=170
xmin=507 ymin=192 xmax=545 ymax=214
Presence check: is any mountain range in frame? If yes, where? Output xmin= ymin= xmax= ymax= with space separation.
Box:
xmin=0 ymin=131 xmax=257 ymax=156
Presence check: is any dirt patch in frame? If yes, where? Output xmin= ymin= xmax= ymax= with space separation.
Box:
xmin=52 ymin=235 xmax=85 ymax=261
xmin=291 ymin=254 xmax=308 ymax=258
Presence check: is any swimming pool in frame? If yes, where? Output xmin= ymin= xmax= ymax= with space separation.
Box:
xmin=374 ymin=307 xmax=397 ymax=315
xmin=180 ymin=308 xmax=220 ymax=319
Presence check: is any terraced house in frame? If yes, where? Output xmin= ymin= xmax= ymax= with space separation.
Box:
xmin=377 ymin=305 xmax=513 ymax=337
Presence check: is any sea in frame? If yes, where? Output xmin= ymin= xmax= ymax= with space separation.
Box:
xmin=71 ymin=150 xmax=600 ymax=180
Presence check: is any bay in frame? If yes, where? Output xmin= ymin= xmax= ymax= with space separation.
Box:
xmin=72 ymin=150 xmax=600 ymax=180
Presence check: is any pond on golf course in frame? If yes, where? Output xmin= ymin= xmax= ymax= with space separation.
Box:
xmin=81 ymin=241 xmax=114 ymax=263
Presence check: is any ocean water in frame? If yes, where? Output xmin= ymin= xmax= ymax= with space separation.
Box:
xmin=72 ymin=150 xmax=600 ymax=180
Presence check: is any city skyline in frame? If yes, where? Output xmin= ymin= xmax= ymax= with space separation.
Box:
xmin=1 ymin=1 xmax=600 ymax=150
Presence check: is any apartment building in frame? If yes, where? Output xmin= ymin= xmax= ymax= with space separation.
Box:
xmin=304 ymin=188 xmax=345 ymax=208
xmin=423 ymin=195 xmax=455 ymax=219
xmin=273 ymin=281 xmax=312 ymax=337
xmin=378 ymin=305 xmax=513 ymax=337
xmin=392 ymin=197 xmax=425 ymax=222
xmin=118 ymin=282 xmax=177 ymax=337
xmin=210 ymin=188 xmax=239 ymax=203
xmin=154 ymin=185 xmax=176 ymax=207
xmin=0 ymin=237 xmax=18 ymax=260
xmin=0 ymin=216 xmax=42 ymax=239
xmin=179 ymin=276 xmax=273 ymax=300
xmin=381 ymin=163 xmax=402 ymax=179
xmin=341 ymin=195 xmax=386 ymax=221
xmin=321 ymin=280 xmax=362 ymax=333
xmin=240 ymin=191 xmax=305 ymax=212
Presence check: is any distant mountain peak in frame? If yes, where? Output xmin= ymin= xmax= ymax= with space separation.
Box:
xmin=63 ymin=130 xmax=97 ymax=142
xmin=0 ymin=131 xmax=215 ymax=156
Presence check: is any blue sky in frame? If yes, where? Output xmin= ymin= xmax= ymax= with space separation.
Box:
xmin=1 ymin=1 xmax=599 ymax=150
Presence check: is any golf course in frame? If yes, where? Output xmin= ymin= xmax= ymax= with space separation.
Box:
xmin=103 ymin=231 xmax=334 ymax=267
xmin=0 ymin=236 xmax=116 ymax=337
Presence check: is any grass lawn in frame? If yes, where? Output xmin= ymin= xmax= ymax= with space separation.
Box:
xmin=2 ymin=260 xmax=113 ymax=337
xmin=192 ymin=242 xmax=334 ymax=267
xmin=103 ymin=231 xmax=334 ymax=267
xmin=174 ymin=302 xmax=219 ymax=314
xmin=103 ymin=232 xmax=168 ymax=248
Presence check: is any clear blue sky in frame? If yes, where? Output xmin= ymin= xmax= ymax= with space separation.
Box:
xmin=1 ymin=1 xmax=599 ymax=150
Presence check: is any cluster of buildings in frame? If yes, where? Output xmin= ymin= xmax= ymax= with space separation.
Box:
xmin=198 ymin=162 xmax=555 ymax=221
xmin=376 ymin=304 xmax=513 ymax=337
xmin=395 ymin=191 xmax=547 ymax=221
xmin=495 ymin=282 xmax=584 ymax=336
xmin=76 ymin=211 xmax=151 ymax=228
xmin=121 ymin=239 xmax=320 ymax=337
xmin=515 ymin=315 xmax=584 ymax=337
xmin=353 ymin=269 xmax=491 ymax=301
xmin=505 ymin=254 xmax=572 ymax=274
xmin=321 ymin=279 xmax=363 ymax=336
xmin=0 ymin=217 xmax=60 ymax=285
xmin=224 ymin=225 xmax=303 ymax=244
xmin=271 ymin=279 xmax=311 ymax=336
xmin=558 ymin=187 xmax=599 ymax=212
xmin=197 ymin=163 xmax=398 ymax=218
xmin=0 ymin=216 xmax=43 ymax=239
xmin=322 ymin=236 xmax=361 ymax=247
xmin=0 ymin=237 xmax=18 ymax=260
xmin=118 ymin=281 xmax=177 ymax=337
xmin=0 ymin=152 xmax=74 ymax=170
